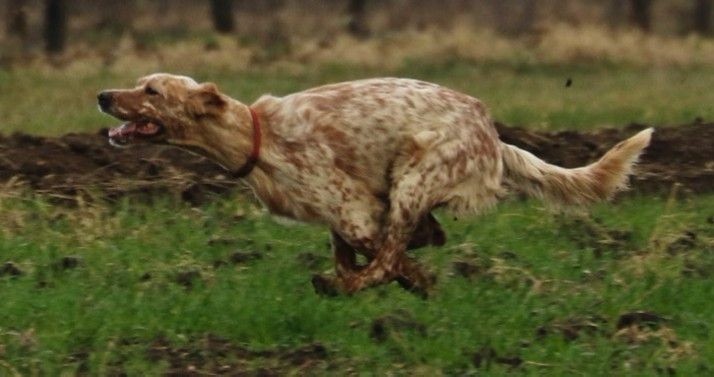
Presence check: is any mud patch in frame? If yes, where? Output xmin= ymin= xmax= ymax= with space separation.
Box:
xmin=145 ymin=334 xmax=331 ymax=376
xmin=0 ymin=129 xmax=238 ymax=205
xmin=0 ymin=122 xmax=712 ymax=203
xmin=370 ymin=310 xmax=427 ymax=342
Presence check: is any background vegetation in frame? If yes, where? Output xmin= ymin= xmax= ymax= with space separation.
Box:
xmin=1 ymin=0 xmax=713 ymax=375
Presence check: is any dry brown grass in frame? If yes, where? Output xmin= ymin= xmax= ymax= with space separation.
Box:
xmin=4 ymin=1 xmax=714 ymax=72
xmin=6 ymin=22 xmax=714 ymax=79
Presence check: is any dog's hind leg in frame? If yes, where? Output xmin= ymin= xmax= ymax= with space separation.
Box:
xmin=336 ymin=132 xmax=498 ymax=295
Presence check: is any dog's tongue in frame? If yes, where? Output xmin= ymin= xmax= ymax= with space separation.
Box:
xmin=108 ymin=121 xmax=160 ymax=143
xmin=108 ymin=122 xmax=137 ymax=140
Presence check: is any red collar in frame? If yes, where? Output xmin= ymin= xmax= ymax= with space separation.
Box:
xmin=232 ymin=107 xmax=262 ymax=178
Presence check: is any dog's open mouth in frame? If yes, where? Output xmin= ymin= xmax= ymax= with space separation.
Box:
xmin=108 ymin=120 xmax=164 ymax=146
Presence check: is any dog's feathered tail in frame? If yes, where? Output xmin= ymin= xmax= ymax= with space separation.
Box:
xmin=500 ymin=128 xmax=653 ymax=206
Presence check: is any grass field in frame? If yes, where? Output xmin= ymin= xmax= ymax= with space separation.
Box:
xmin=2 ymin=61 xmax=714 ymax=135
xmin=1 ymin=191 xmax=713 ymax=375
xmin=1 ymin=59 xmax=713 ymax=375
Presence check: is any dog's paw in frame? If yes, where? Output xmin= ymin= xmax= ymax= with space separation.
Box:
xmin=311 ymin=274 xmax=341 ymax=297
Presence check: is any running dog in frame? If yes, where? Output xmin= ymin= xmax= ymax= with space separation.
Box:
xmin=98 ymin=74 xmax=652 ymax=295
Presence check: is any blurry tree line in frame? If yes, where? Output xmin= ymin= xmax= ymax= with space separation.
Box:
xmin=3 ymin=0 xmax=713 ymax=55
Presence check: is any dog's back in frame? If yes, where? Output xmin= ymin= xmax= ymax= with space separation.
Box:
xmin=252 ymin=78 xmax=500 ymax=198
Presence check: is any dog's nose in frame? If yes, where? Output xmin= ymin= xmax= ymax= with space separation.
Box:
xmin=97 ymin=91 xmax=113 ymax=110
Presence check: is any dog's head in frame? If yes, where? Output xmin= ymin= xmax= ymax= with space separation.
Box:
xmin=98 ymin=73 xmax=231 ymax=148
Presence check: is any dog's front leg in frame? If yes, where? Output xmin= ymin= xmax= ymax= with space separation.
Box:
xmin=313 ymin=229 xmax=433 ymax=297
xmin=312 ymin=230 xmax=369 ymax=296
xmin=310 ymin=196 xmax=383 ymax=296
xmin=339 ymin=211 xmax=435 ymax=294
xmin=336 ymin=153 xmax=457 ymax=295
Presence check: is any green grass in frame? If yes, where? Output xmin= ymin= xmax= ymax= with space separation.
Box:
xmin=1 ymin=59 xmax=713 ymax=374
xmin=1 ymin=61 xmax=714 ymax=135
xmin=0 ymin=192 xmax=712 ymax=375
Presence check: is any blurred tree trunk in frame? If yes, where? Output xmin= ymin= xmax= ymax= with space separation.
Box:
xmin=211 ymin=0 xmax=235 ymax=33
xmin=44 ymin=0 xmax=67 ymax=54
xmin=629 ymin=0 xmax=653 ymax=31
xmin=694 ymin=0 xmax=712 ymax=34
xmin=492 ymin=0 xmax=508 ymax=34
xmin=348 ymin=0 xmax=369 ymax=38
xmin=100 ymin=0 xmax=135 ymax=33
xmin=516 ymin=0 xmax=537 ymax=34
xmin=605 ymin=0 xmax=627 ymax=28
xmin=5 ymin=0 xmax=28 ymax=39
xmin=493 ymin=0 xmax=538 ymax=36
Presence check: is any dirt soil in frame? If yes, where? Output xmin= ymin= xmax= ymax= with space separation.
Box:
xmin=0 ymin=122 xmax=711 ymax=204
xmin=144 ymin=335 xmax=331 ymax=376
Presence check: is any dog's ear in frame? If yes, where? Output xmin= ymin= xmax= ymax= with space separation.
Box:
xmin=189 ymin=82 xmax=226 ymax=115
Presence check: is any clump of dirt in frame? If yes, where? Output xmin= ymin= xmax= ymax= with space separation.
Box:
xmin=227 ymin=250 xmax=263 ymax=264
xmin=296 ymin=252 xmax=330 ymax=270
xmin=555 ymin=215 xmax=634 ymax=258
xmin=536 ymin=314 xmax=609 ymax=341
xmin=174 ymin=268 xmax=203 ymax=289
xmin=612 ymin=311 xmax=696 ymax=372
xmin=0 ymin=261 xmax=23 ymax=277
xmin=52 ymin=255 xmax=83 ymax=271
xmin=370 ymin=310 xmax=427 ymax=342
xmin=212 ymin=252 xmax=262 ymax=269
xmin=471 ymin=346 xmax=523 ymax=369
xmin=145 ymin=334 xmax=331 ymax=376
xmin=206 ymin=236 xmax=249 ymax=247
xmin=452 ymin=250 xmax=549 ymax=293
xmin=452 ymin=258 xmax=492 ymax=279
xmin=0 ymin=122 xmax=712 ymax=203
xmin=665 ymin=231 xmax=699 ymax=255
xmin=681 ymin=230 xmax=714 ymax=277
xmin=536 ymin=311 xmax=668 ymax=342
xmin=616 ymin=311 xmax=668 ymax=330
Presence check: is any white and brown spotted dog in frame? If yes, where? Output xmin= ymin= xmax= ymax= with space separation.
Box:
xmin=98 ymin=73 xmax=652 ymax=296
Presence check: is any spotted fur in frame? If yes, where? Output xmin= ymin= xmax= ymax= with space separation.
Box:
xmin=99 ymin=74 xmax=652 ymax=295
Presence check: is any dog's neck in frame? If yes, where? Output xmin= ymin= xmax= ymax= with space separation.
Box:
xmin=180 ymin=101 xmax=262 ymax=174
xmin=237 ymin=96 xmax=313 ymax=219
xmin=230 ymin=107 xmax=261 ymax=178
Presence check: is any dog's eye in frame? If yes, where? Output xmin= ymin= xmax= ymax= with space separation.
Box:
xmin=145 ymin=86 xmax=159 ymax=95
